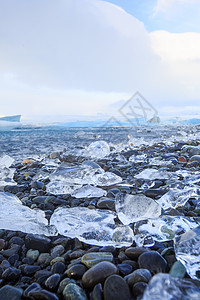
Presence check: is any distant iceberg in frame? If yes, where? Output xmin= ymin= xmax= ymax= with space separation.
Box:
xmin=0 ymin=115 xmax=21 ymax=130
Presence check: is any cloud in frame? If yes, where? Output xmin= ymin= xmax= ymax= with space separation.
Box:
xmin=154 ymin=0 xmax=199 ymax=15
xmin=0 ymin=0 xmax=199 ymax=119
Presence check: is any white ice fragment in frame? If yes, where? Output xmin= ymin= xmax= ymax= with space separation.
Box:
xmin=134 ymin=215 xmax=200 ymax=247
xmin=174 ymin=226 xmax=200 ymax=280
xmin=115 ymin=193 xmax=161 ymax=225
xmin=71 ymin=185 xmax=107 ymax=198
xmin=0 ymin=192 xmax=56 ymax=236
xmin=135 ymin=168 xmax=172 ymax=180
xmin=92 ymin=172 xmax=122 ymax=186
xmin=50 ymin=207 xmax=134 ymax=247
xmin=0 ymin=155 xmax=16 ymax=188
xmin=46 ymin=180 xmax=82 ymax=195
xmin=142 ymin=273 xmax=200 ymax=300
xmin=156 ymin=188 xmax=194 ymax=210
xmin=85 ymin=141 xmax=110 ymax=159
xmin=129 ymin=154 xmax=147 ymax=163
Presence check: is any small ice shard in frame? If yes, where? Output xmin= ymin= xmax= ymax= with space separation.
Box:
xmin=156 ymin=188 xmax=194 ymax=210
xmin=129 ymin=154 xmax=147 ymax=163
xmin=46 ymin=180 xmax=82 ymax=195
xmin=115 ymin=193 xmax=161 ymax=225
xmin=71 ymin=185 xmax=107 ymax=198
xmin=0 ymin=192 xmax=56 ymax=236
xmin=0 ymin=155 xmax=16 ymax=188
xmin=92 ymin=172 xmax=122 ymax=186
xmin=174 ymin=226 xmax=200 ymax=280
xmin=142 ymin=273 xmax=200 ymax=300
xmin=50 ymin=207 xmax=134 ymax=247
xmin=135 ymin=168 xmax=172 ymax=180
xmin=85 ymin=141 xmax=110 ymax=159
xmin=134 ymin=216 xmax=200 ymax=247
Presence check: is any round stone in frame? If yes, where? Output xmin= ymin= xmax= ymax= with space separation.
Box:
xmin=65 ymin=264 xmax=87 ymax=279
xmin=104 ymin=275 xmax=131 ymax=300
xmin=125 ymin=269 xmax=152 ymax=287
xmin=63 ymin=283 xmax=87 ymax=300
xmin=125 ymin=247 xmax=150 ymax=260
xmin=45 ymin=273 xmax=61 ymax=290
xmin=51 ymin=245 xmax=65 ymax=258
xmin=81 ymin=252 xmax=113 ymax=268
xmin=132 ymin=282 xmax=148 ymax=297
xmin=26 ymin=249 xmax=40 ymax=261
xmin=138 ymin=251 xmax=167 ymax=274
xmin=51 ymin=262 xmax=66 ymax=274
xmin=2 ymin=267 xmax=21 ymax=281
xmin=117 ymin=263 xmax=133 ymax=276
xmin=0 ymin=285 xmax=23 ymax=300
xmin=82 ymin=261 xmax=118 ymax=289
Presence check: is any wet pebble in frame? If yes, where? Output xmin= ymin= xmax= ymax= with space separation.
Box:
xmin=65 ymin=264 xmax=87 ymax=279
xmin=81 ymin=252 xmax=113 ymax=268
xmin=104 ymin=274 xmax=131 ymax=300
xmin=45 ymin=273 xmax=61 ymax=290
xmin=25 ymin=234 xmax=51 ymax=252
xmin=63 ymin=283 xmax=87 ymax=300
xmin=82 ymin=261 xmax=118 ymax=289
xmin=0 ymin=285 xmax=23 ymax=300
xmin=138 ymin=251 xmax=167 ymax=274
xmin=125 ymin=247 xmax=150 ymax=260
xmin=125 ymin=269 xmax=152 ymax=287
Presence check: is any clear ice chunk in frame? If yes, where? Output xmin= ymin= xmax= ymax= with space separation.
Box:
xmin=142 ymin=273 xmax=200 ymax=300
xmin=115 ymin=193 xmax=161 ymax=225
xmin=156 ymin=188 xmax=194 ymax=210
xmin=129 ymin=154 xmax=147 ymax=163
xmin=0 ymin=155 xmax=16 ymax=188
xmin=174 ymin=226 xmax=200 ymax=280
xmin=134 ymin=215 xmax=200 ymax=247
xmin=71 ymin=185 xmax=107 ymax=198
xmin=0 ymin=192 xmax=56 ymax=236
xmin=135 ymin=168 xmax=173 ymax=180
xmin=50 ymin=207 xmax=134 ymax=247
xmin=84 ymin=141 xmax=110 ymax=159
xmin=46 ymin=161 xmax=122 ymax=194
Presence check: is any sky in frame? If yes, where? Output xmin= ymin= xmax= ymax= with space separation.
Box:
xmin=0 ymin=0 xmax=200 ymax=122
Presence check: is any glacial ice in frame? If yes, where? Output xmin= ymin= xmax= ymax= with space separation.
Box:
xmin=84 ymin=141 xmax=110 ymax=159
xmin=156 ymin=188 xmax=194 ymax=210
xmin=71 ymin=185 xmax=107 ymax=198
xmin=142 ymin=273 xmax=200 ymax=300
xmin=135 ymin=168 xmax=173 ymax=180
xmin=0 ymin=155 xmax=16 ymax=188
xmin=129 ymin=154 xmax=147 ymax=163
xmin=174 ymin=226 xmax=200 ymax=280
xmin=0 ymin=192 xmax=56 ymax=236
xmin=46 ymin=161 xmax=122 ymax=194
xmin=50 ymin=207 xmax=134 ymax=247
xmin=115 ymin=193 xmax=161 ymax=225
xmin=134 ymin=215 xmax=200 ymax=247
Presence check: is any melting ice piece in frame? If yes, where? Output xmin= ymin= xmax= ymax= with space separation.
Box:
xmin=0 ymin=192 xmax=56 ymax=236
xmin=0 ymin=155 xmax=16 ymax=188
xmin=142 ymin=273 xmax=200 ymax=300
xmin=115 ymin=193 xmax=161 ymax=225
xmin=85 ymin=141 xmax=110 ymax=159
xmin=129 ymin=154 xmax=147 ymax=163
xmin=134 ymin=215 xmax=200 ymax=247
xmin=92 ymin=172 xmax=122 ymax=186
xmin=71 ymin=185 xmax=107 ymax=198
xmin=50 ymin=207 xmax=134 ymax=247
xmin=135 ymin=168 xmax=172 ymax=180
xmin=46 ymin=180 xmax=82 ymax=195
xmin=156 ymin=188 xmax=194 ymax=210
xmin=174 ymin=226 xmax=200 ymax=280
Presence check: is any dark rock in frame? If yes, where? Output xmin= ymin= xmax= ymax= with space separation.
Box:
xmin=51 ymin=262 xmax=66 ymax=274
xmin=2 ymin=267 xmax=21 ymax=281
xmin=25 ymin=234 xmax=51 ymax=252
xmin=1 ymin=244 xmax=21 ymax=257
xmin=45 ymin=273 xmax=61 ymax=290
xmin=35 ymin=270 xmax=53 ymax=285
xmin=125 ymin=247 xmax=150 ymax=260
xmin=92 ymin=283 xmax=103 ymax=300
xmin=22 ymin=264 xmax=41 ymax=276
xmin=0 ymin=239 xmax=5 ymax=250
xmin=81 ymin=252 xmax=113 ymax=268
xmin=97 ymin=198 xmax=115 ymax=210
xmin=0 ymin=285 xmax=23 ymax=300
xmin=144 ymin=189 xmax=167 ymax=199
xmin=8 ymin=254 xmax=19 ymax=265
xmin=104 ymin=274 xmax=131 ymax=300
xmin=65 ymin=264 xmax=87 ymax=279
xmin=63 ymin=283 xmax=87 ymax=300
xmin=82 ymin=261 xmax=118 ymax=289
xmin=9 ymin=236 xmax=24 ymax=246
xmin=51 ymin=245 xmax=65 ymax=258
xmin=138 ymin=251 xmax=167 ymax=274
xmin=125 ymin=269 xmax=152 ymax=287
xmin=132 ymin=282 xmax=148 ymax=297
xmin=117 ymin=263 xmax=133 ymax=276
xmin=4 ymin=184 xmax=27 ymax=194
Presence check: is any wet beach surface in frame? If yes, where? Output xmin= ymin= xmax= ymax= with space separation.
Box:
xmin=0 ymin=125 xmax=200 ymax=299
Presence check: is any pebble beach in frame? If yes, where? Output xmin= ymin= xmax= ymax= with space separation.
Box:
xmin=0 ymin=125 xmax=200 ymax=300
